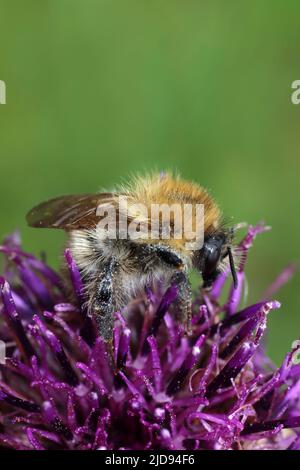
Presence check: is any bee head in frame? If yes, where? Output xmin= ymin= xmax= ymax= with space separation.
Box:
xmin=193 ymin=229 xmax=237 ymax=290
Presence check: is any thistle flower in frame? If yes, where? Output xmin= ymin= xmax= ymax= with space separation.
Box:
xmin=0 ymin=226 xmax=299 ymax=450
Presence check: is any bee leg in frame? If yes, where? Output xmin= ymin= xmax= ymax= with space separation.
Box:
xmin=91 ymin=260 xmax=117 ymax=361
xmin=171 ymin=271 xmax=192 ymax=336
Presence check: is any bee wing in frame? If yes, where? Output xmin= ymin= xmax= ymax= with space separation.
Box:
xmin=26 ymin=193 xmax=118 ymax=230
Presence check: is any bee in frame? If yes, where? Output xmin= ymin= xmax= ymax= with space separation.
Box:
xmin=26 ymin=172 xmax=237 ymax=345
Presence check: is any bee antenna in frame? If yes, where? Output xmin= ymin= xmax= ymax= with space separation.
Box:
xmin=228 ymin=246 xmax=238 ymax=289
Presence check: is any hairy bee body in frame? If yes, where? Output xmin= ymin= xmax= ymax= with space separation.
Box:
xmin=27 ymin=172 xmax=236 ymax=345
xmin=68 ymin=233 xmax=179 ymax=336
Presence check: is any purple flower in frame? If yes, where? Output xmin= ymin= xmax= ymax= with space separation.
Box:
xmin=0 ymin=226 xmax=299 ymax=450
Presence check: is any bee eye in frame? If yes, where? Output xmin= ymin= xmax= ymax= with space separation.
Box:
xmin=199 ymin=235 xmax=225 ymax=287
xmin=203 ymin=243 xmax=221 ymax=275
xmin=199 ymin=234 xmax=238 ymax=290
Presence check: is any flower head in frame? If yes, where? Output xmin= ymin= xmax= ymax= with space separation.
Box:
xmin=0 ymin=227 xmax=299 ymax=450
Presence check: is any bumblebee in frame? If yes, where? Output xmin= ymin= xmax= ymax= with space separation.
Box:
xmin=27 ymin=172 xmax=237 ymax=344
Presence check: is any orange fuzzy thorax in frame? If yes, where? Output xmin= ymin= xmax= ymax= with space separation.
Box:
xmin=117 ymin=173 xmax=222 ymax=254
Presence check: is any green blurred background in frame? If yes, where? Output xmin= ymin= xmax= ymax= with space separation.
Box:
xmin=0 ymin=1 xmax=299 ymax=363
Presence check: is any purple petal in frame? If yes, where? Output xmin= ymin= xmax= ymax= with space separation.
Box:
xmin=0 ymin=278 xmax=35 ymax=359
xmin=166 ymin=335 xmax=205 ymax=396
xmin=64 ymin=248 xmax=84 ymax=303
xmin=206 ymin=341 xmax=256 ymax=398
